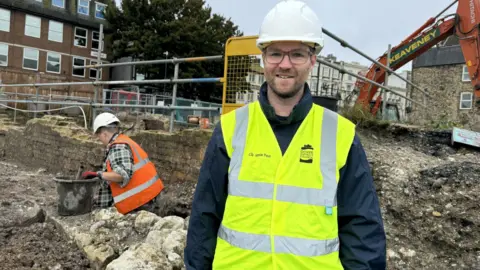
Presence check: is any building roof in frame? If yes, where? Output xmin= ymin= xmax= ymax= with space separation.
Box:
xmin=412 ymin=45 xmax=466 ymax=68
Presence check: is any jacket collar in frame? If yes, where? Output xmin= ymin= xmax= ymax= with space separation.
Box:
xmin=258 ymin=82 xmax=313 ymax=125
xmin=106 ymin=132 xmax=120 ymax=151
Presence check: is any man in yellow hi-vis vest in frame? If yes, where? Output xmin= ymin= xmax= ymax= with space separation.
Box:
xmin=184 ymin=1 xmax=386 ymax=269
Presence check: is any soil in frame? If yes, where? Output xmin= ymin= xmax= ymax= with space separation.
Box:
xmin=360 ymin=124 xmax=480 ymax=270
xmin=0 ymin=159 xmax=194 ymax=270
xmin=0 ymin=222 xmax=91 ymax=270
xmin=0 ymin=121 xmax=479 ymax=270
xmin=154 ymin=180 xmax=196 ymax=218
xmin=0 ymin=162 xmax=92 ymax=270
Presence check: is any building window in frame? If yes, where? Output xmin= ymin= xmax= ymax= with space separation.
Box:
xmin=332 ymin=69 xmax=339 ymax=79
xmin=78 ymin=0 xmax=89 ymax=15
xmin=74 ymin=27 xmax=87 ymax=47
xmin=322 ymin=67 xmax=330 ymax=77
xmin=23 ymin=48 xmax=39 ymax=70
xmin=0 ymin=43 xmax=7 ymax=66
xmin=25 ymin=15 xmax=41 ymax=38
xmin=91 ymin=31 xmax=104 ymax=51
xmin=462 ymin=65 xmax=471 ymax=81
xmin=459 ymin=92 xmax=473 ymax=109
xmin=95 ymin=2 xmax=107 ymax=19
xmin=310 ymin=79 xmax=318 ymax=92
xmin=89 ymin=60 xmax=102 ymax=79
xmin=0 ymin=8 xmax=10 ymax=32
xmin=46 ymin=52 xmax=61 ymax=73
xmin=72 ymin=57 xmax=85 ymax=77
xmin=52 ymin=0 xmax=65 ymax=8
xmin=248 ymin=74 xmax=254 ymax=83
xmin=48 ymin=20 xmax=63 ymax=42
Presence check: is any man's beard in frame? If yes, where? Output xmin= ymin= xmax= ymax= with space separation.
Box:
xmin=268 ymin=80 xmax=304 ymax=99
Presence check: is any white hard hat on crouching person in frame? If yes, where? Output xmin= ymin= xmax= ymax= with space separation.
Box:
xmin=256 ymin=0 xmax=324 ymax=55
xmin=93 ymin=112 xmax=120 ymax=134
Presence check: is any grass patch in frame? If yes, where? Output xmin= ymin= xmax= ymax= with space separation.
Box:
xmin=340 ymin=103 xmax=390 ymax=129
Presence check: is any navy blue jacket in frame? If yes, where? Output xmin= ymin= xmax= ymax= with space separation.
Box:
xmin=184 ymin=83 xmax=387 ymax=270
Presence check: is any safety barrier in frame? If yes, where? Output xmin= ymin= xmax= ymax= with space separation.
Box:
xmin=221 ymin=36 xmax=263 ymax=115
xmin=221 ymin=34 xmax=426 ymax=122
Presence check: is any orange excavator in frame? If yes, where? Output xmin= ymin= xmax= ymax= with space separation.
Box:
xmin=355 ymin=0 xmax=480 ymax=116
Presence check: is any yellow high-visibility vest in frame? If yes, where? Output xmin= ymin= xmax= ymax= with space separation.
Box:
xmin=212 ymin=100 xmax=356 ymax=269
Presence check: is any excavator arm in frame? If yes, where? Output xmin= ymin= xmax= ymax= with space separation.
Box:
xmin=355 ymin=0 xmax=480 ymax=114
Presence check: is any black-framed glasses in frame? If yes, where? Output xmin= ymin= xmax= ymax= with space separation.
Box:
xmin=264 ymin=49 xmax=312 ymax=65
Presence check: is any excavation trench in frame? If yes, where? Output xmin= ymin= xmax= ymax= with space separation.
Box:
xmin=0 ymin=198 xmax=92 ymax=269
xmin=0 ymin=165 xmax=193 ymax=270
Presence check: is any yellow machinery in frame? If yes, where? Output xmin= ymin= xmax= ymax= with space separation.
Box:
xmin=221 ymin=35 xmax=262 ymax=115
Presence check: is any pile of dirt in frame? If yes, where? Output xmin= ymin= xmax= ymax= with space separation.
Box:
xmin=359 ymin=125 xmax=480 ymax=270
xmin=0 ymin=162 xmax=92 ymax=270
xmin=0 ymin=160 xmax=195 ymax=269
xmin=0 ymin=222 xmax=91 ymax=269
xmin=154 ymin=180 xmax=196 ymax=218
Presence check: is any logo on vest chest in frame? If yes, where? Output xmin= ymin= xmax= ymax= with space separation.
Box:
xmin=300 ymin=144 xmax=313 ymax=163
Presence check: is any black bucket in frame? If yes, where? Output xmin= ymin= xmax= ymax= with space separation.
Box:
xmin=53 ymin=176 xmax=100 ymax=216
xmin=312 ymin=96 xmax=339 ymax=112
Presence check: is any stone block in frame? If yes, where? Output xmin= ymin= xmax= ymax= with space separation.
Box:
xmin=1 ymin=118 xmax=211 ymax=185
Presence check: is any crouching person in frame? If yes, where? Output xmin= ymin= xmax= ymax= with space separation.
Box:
xmin=82 ymin=112 xmax=164 ymax=215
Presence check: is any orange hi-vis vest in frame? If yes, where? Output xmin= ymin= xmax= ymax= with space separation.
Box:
xmin=106 ymin=134 xmax=164 ymax=214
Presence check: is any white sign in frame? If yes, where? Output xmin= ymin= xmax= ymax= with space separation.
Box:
xmin=90 ymin=51 xmax=107 ymax=59
xmin=451 ymin=127 xmax=480 ymax=148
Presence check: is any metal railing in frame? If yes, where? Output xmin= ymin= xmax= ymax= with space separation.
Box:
xmin=73 ymin=53 xmax=224 ymax=132
xmin=0 ymin=54 xmax=224 ymax=132
xmin=0 ymin=22 xmax=224 ymax=132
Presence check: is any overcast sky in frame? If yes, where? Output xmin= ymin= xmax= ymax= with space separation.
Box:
xmin=115 ymin=0 xmax=459 ymax=71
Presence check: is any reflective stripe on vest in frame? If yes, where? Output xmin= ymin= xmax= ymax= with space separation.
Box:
xmin=110 ymin=138 xmax=161 ymax=204
xmin=218 ymin=224 xmax=339 ymax=256
xmin=112 ymin=138 xmax=151 ymax=173
xmin=220 ymin=104 xmax=340 ymax=256
xmin=113 ymin=174 xmax=160 ymax=203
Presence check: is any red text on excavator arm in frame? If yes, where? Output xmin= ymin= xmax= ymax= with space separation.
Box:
xmin=355 ymin=0 xmax=480 ymax=115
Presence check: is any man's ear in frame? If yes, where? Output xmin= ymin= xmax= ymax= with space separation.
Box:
xmin=310 ymin=54 xmax=317 ymax=66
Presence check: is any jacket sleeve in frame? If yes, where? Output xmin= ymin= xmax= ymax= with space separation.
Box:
xmin=184 ymin=122 xmax=229 ymax=270
xmin=337 ymin=133 xmax=387 ymax=270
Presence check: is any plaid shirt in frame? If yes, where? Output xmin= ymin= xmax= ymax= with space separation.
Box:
xmin=93 ymin=133 xmax=156 ymax=212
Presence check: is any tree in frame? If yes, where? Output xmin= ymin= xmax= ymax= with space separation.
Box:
xmin=104 ymin=0 xmax=243 ymax=102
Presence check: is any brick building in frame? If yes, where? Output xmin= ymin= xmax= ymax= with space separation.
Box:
xmin=0 ymin=0 xmax=111 ymax=102
xmin=410 ymin=38 xmax=479 ymax=129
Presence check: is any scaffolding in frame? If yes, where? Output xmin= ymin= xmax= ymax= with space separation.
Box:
xmin=0 ymin=22 xmax=226 ymax=132
xmin=0 ymin=52 xmax=224 ymax=132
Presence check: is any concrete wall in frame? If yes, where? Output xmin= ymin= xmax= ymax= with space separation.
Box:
xmin=111 ymin=56 xmax=134 ymax=81
xmin=0 ymin=115 xmax=212 ymax=183
xmin=410 ymin=64 xmax=479 ymax=129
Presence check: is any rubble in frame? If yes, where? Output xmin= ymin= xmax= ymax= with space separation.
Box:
xmin=115 ymin=111 xmax=171 ymax=131
xmin=360 ymin=124 xmax=480 ymax=270
xmin=48 ymin=207 xmax=188 ymax=270
xmin=0 ymin=115 xmax=479 ymax=269
xmin=0 ymin=166 xmax=91 ymax=269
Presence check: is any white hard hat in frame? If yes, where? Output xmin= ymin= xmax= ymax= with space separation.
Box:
xmin=256 ymin=0 xmax=324 ymax=55
xmin=93 ymin=112 xmax=120 ymax=134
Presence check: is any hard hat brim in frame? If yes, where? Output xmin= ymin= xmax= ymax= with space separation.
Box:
xmin=256 ymin=37 xmax=324 ymax=55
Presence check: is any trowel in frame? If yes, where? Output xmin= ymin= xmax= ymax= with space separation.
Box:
xmin=75 ymin=166 xmax=84 ymax=180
